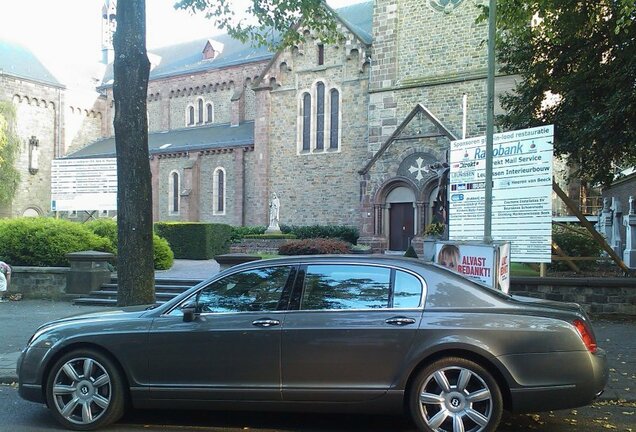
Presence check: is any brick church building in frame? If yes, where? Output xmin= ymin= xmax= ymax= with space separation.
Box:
xmin=2 ymin=0 xmax=519 ymax=252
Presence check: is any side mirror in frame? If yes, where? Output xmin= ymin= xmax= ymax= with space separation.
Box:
xmin=182 ymin=301 xmax=199 ymax=323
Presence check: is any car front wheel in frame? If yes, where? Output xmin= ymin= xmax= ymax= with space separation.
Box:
xmin=409 ymin=357 xmax=503 ymax=432
xmin=45 ymin=349 xmax=125 ymax=431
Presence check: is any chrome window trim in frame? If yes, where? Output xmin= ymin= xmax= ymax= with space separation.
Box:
xmin=298 ymin=261 xmax=427 ymax=311
xmin=162 ymin=263 xmax=298 ymax=317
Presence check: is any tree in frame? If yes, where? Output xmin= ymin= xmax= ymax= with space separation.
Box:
xmin=491 ymin=0 xmax=636 ymax=186
xmin=111 ymin=0 xmax=336 ymax=305
xmin=0 ymin=101 xmax=21 ymax=205
xmin=112 ymin=0 xmax=154 ymax=306
xmin=174 ymin=0 xmax=340 ymax=50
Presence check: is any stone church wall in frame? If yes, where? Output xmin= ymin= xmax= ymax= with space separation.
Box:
xmin=198 ymin=151 xmax=240 ymax=225
xmin=262 ymin=27 xmax=371 ymax=228
xmin=0 ymin=75 xmax=63 ymax=217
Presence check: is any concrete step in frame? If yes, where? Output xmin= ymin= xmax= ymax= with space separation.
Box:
xmin=73 ymin=277 xmax=202 ymax=306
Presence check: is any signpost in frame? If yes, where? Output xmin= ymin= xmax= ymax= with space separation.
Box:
xmin=51 ymin=158 xmax=118 ymax=212
xmin=448 ymin=125 xmax=554 ymax=263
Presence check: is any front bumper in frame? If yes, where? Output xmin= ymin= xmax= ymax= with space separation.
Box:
xmin=17 ymin=347 xmax=48 ymax=404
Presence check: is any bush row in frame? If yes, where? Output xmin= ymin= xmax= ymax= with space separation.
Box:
xmin=231 ymin=224 xmax=359 ymax=244
xmin=0 ymin=218 xmax=174 ymax=269
xmin=279 ymin=238 xmax=351 ymax=255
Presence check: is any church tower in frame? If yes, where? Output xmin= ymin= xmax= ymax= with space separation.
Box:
xmin=101 ymin=0 xmax=117 ymax=64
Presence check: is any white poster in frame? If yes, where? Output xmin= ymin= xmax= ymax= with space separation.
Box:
xmin=435 ymin=241 xmax=510 ymax=292
xmin=448 ymin=125 xmax=553 ymax=263
xmin=51 ymin=158 xmax=118 ymax=211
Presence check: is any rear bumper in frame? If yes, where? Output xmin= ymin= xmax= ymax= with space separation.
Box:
xmin=501 ymin=348 xmax=608 ymax=413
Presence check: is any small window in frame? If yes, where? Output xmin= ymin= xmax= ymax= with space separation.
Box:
xmin=393 ymin=271 xmax=422 ymax=308
xmin=187 ymin=106 xmax=195 ymax=126
xmin=198 ymin=99 xmax=204 ymax=124
xmin=301 ymin=265 xmax=391 ymax=310
xmin=169 ymin=171 xmax=180 ymax=214
xmin=318 ymin=44 xmax=324 ymax=66
xmin=329 ymin=89 xmax=339 ymax=149
xmin=197 ymin=266 xmax=292 ymax=313
xmin=302 ymin=93 xmax=311 ymax=151
xmin=214 ymin=168 xmax=225 ymax=214
xmin=315 ymin=82 xmax=325 ymax=150
xmin=206 ymin=103 xmax=213 ymax=123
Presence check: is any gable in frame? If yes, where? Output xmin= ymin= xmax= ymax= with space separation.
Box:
xmin=360 ymin=104 xmax=458 ymax=175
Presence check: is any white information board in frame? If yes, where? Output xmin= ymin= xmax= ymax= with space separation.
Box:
xmin=448 ymin=125 xmax=553 ymax=263
xmin=51 ymin=158 xmax=118 ymax=211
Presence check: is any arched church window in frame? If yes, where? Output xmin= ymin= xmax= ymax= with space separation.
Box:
xmin=187 ymin=106 xmax=195 ymax=126
xmin=213 ymin=167 xmax=226 ymax=214
xmin=316 ymin=81 xmax=325 ymax=150
xmin=198 ymin=98 xmax=204 ymax=124
xmin=302 ymin=92 xmax=311 ymax=151
xmin=169 ymin=171 xmax=180 ymax=214
xmin=206 ymin=103 xmax=214 ymax=123
xmin=329 ymin=89 xmax=340 ymax=150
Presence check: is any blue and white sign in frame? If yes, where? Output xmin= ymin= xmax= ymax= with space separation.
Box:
xmin=448 ymin=125 xmax=554 ymax=263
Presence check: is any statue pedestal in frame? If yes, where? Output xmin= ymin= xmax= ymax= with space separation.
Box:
xmin=265 ymin=223 xmax=281 ymax=234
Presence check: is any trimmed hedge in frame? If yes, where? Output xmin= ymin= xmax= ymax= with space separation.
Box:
xmin=85 ymin=219 xmax=174 ymax=270
xmin=279 ymin=238 xmax=351 ymax=255
xmin=0 ymin=218 xmax=112 ymax=267
xmin=243 ymin=234 xmax=297 ymax=240
xmin=280 ymin=225 xmax=359 ymax=244
xmin=230 ymin=225 xmax=267 ymax=242
xmin=155 ymin=222 xmax=232 ymax=259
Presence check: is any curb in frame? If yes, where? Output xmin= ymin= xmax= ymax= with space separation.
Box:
xmin=0 ymin=374 xmax=17 ymax=385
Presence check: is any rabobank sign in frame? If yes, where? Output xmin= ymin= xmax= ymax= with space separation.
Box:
xmin=473 ymin=142 xmax=523 ymax=160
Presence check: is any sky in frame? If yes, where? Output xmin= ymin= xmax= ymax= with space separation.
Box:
xmin=0 ymin=0 xmax=362 ymax=74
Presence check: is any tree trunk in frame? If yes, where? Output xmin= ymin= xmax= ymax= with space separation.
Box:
xmin=112 ymin=0 xmax=154 ymax=306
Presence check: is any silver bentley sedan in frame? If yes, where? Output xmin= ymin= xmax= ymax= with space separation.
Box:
xmin=17 ymin=255 xmax=608 ymax=432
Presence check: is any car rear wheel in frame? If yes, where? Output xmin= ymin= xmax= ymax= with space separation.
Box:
xmin=409 ymin=357 xmax=503 ymax=432
xmin=45 ymin=349 xmax=125 ymax=431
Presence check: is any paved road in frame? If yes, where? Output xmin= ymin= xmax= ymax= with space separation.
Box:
xmin=1 ymin=384 xmax=635 ymax=431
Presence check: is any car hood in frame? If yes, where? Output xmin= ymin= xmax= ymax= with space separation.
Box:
xmin=38 ymin=304 xmax=154 ymax=329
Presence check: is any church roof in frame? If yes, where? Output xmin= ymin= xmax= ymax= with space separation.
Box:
xmin=65 ymin=121 xmax=255 ymax=159
xmin=331 ymin=1 xmax=373 ymax=45
xmin=0 ymin=39 xmax=63 ymax=88
xmin=100 ymin=33 xmax=274 ymax=87
xmin=99 ymin=2 xmax=373 ymax=86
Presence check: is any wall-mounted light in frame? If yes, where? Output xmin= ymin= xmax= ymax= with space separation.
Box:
xmin=28 ymin=135 xmax=39 ymax=174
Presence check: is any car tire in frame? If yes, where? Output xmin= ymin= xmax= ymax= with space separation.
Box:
xmin=45 ymin=348 xmax=126 ymax=431
xmin=409 ymin=357 xmax=503 ymax=432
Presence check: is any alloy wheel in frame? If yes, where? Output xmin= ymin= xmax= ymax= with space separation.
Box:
xmin=51 ymin=357 xmax=112 ymax=426
xmin=417 ymin=365 xmax=494 ymax=432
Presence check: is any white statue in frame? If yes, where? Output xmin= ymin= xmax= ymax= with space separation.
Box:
xmin=267 ymin=192 xmax=281 ymax=233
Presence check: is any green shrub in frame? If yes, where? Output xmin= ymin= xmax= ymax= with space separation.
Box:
xmin=279 ymin=238 xmax=351 ymax=255
xmin=155 ymin=222 xmax=232 ymax=259
xmin=280 ymin=225 xmax=359 ymax=244
xmin=85 ymin=219 xmax=174 ymax=270
xmin=153 ymin=235 xmax=174 ymax=270
xmin=550 ymin=225 xmax=603 ymax=271
xmin=243 ymin=234 xmax=297 ymax=239
xmin=230 ymin=225 xmax=267 ymax=242
xmin=0 ymin=218 xmax=112 ymax=267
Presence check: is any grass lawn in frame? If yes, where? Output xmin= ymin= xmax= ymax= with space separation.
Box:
xmin=510 ymin=262 xmax=540 ymax=276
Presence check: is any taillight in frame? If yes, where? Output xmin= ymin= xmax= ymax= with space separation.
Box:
xmin=573 ymin=319 xmax=597 ymax=353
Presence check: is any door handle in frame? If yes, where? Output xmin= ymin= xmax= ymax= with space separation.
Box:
xmin=252 ymin=319 xmax=281 ymax=327
xmin=385 ymin=317 xmax=416 ymax=326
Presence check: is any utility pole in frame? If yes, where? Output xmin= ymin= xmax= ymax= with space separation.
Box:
xmin=484 ymin=0 xmax=496 ymax=243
